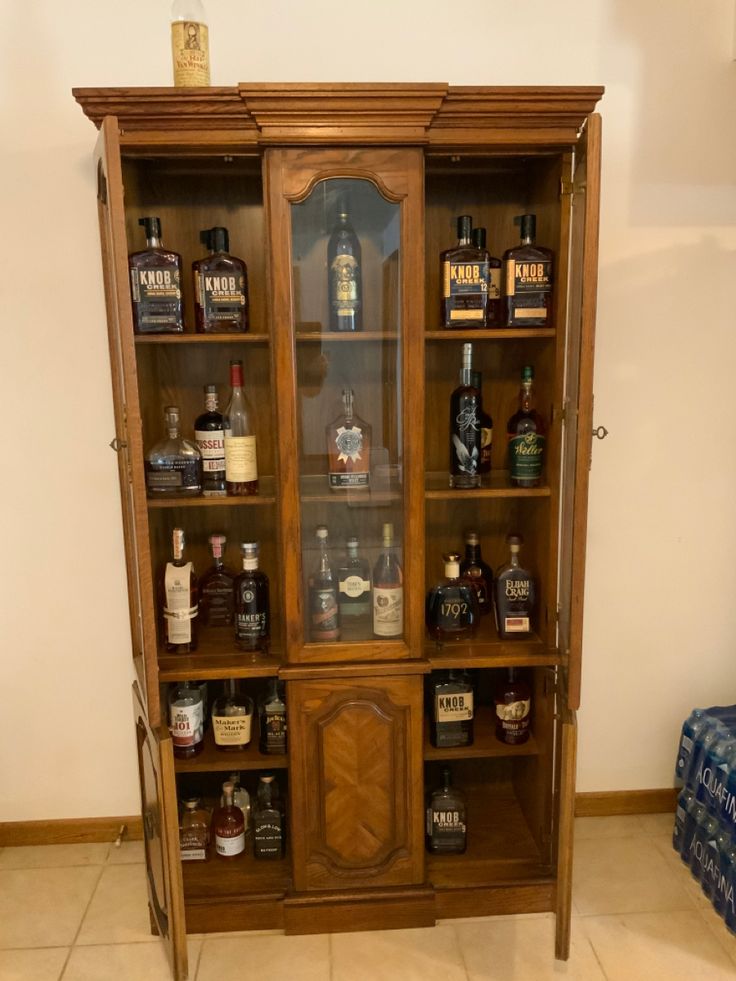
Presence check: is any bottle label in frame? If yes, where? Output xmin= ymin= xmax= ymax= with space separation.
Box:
xmin=146 ymin=458 xmax=201 ymax=492
xmin=503 ymin=614 xmax=531 ymax=633
xmin=254 ymin=817 xmax=283 ymax=857
xmin=451 ymin=399 xmax=480 ymax=477
xmin=215 ymin=829 xmax=245 ymax=857
xmin=164 ymin=562 xmax=196 ymax=643
xmin=262 ymin=712 xmax=287 ymax=752
xmin=505 ymin=259 xmax=552 ymax=297
xmin=309 ymin=587 xmax=340 ymax=641
xmin=196 ymin=271 xmax=247 ymax=322
xmin=436 ymin=691 xmax=473 ymax=722
xmin=329 ymin=471 xmax=370 ymax=488
xmin=496 ymin=698 xmax=531 ymax=735
xmin=489 ymin=267 xmax=501 ymax=300
xmin=330 ymin=254 xmax=360 ymax=316
xmin=212 ymin=713 xmax=252 ymax=746
xmin=200 ymin=582 xmax=234 ymax=627
xmin=169 ymin=700 xmax=203 ymax=748
xmin=195 ymin=430 xmax=225 ymax=472
xmin=443 ymin=259 xmax=488 ymax=322
xmin=171 ymin=21 xmax=210 ymax=86
xmin=339 ymin=575 xmax=371 ymax=599
xmin=224 ymin=434 xmax=258 ymax=482
xmin=508 ymin=432 xmax=545 ymax=481
xmin=373 ymin=586 xmax=403 ymax=637
xmin=130 ymin=265 xmax=183 ymax=331
xmin=236 ymin=609 xmax=269 ymax=644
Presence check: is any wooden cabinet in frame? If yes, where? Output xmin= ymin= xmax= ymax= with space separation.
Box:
xmin=75 ymin=83 xmax=602 ymax=980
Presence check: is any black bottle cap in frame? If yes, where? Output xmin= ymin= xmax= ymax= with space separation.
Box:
xmin=456 ymin=215 xmax=473 ymax=240
xmin=210 ymin=226 xmax=230 ymax=253
xmin=199 ymin=228 xmax=212 ymax=250
xmin=514 ymin=214 xmax=536 ymax=240
xmin=472 ymin=227 xmax=487 ymax=249
xmin=138 ymin=216 xmax=161 ymax=239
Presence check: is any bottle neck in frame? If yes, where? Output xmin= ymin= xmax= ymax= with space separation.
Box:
xmin=520 ymin=381 xmax=534 ymax=411
xmin=465 ymin=542 xmax=479 ymax=563
xmin=147 ymin=235 xmax=162 ymax=248
xmin=205 ymin=394 xmax=219 ymax=413
xmin=509 ymin=548 xmax=520 ymax=569
xmin=444 ymin=560 xmax=460 ymax=580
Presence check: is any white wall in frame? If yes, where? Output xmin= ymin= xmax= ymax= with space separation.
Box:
xmin=1 ymin=0 xmax=735 ymax=819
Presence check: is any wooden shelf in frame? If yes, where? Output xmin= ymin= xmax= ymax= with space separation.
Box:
xmin=295 ymin=330 xmax=398 ymax=342
xmin=425 ymin=471 xmax=551 ymax=500
xmin=135 ymin=332 xmax=269 ymax=344
xmin=175 ymin=725 xmax=288 ymax=774
xmin=425 ymin=617 xmax=560 ymax=668
xmin=424 ymin=328 xmax=554 ymax=341
xmin=147 ymin=476 xmax=276 ymax=509
xmin=424 ymin=706 xmax=539 ymax=761
xmin=158 ymin=628 xmax=282 ymax=682
xmin=299 ymin=473 xmax=401 ymax=505
xmin=182 ymin=842 xmax=291 ymax=900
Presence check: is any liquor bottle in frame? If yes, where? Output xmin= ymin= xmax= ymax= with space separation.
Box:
xmin=503 ymin=213 xmax=554 ymax=327
xmin=472 ymin=226 xmax=502 ymax=327
xmin=494 ymin=668 xmax=531 ymax=745
xmin=162 ymin=528 xmax=198 ymax=652
xmin=308 ymin=525 xmax=340 ymax=642
xmin=337 ymin=537 xmax=372 ymax=639
xmin=258 ymin=678 xmax=287 ymax=755
xmin=425 ymin=553 xmax=479 ymax=644
xmin=145 ymin=406 xmax=202 ymax=497
xmin=440 ymin=215 xmax=487 ymax=328
xmin=223 ymin=359 xmax=258 ymax=496
xmin=326 ymin=389 xmax=371 ymax=491
xmin=506 ymin=365 xmax=546 ymax=488
xmin=224 ymin=772 xmax=251 ymax=833
xmin=198 ymin=533 xmax=235 ymax=627
xmin=168 ymin=681 xmax=204 ymax=759
xmin=472 ymin=372 xmax=493 ymax=476
xmin=179 ymin=797 xmax=210 ymax=861
xmin=373 ymin=523 xmax=403 ymax=639
xmin=171 ymin=0 xmax=210 ymax=86
xmin=253 ymin=775 xmax=284 ymax=859
xmin=429 ymin=670 xmax=474 ymax=748
xmin=327 ymin=206 xmax=362 ymax=332
xmin=211 ymin=781 xmax=246 ymax=859
xmin=449 ymin=343 xmax=481 ymax=489
xmin=193 ymin=226 xmax=248 ymax=333
xmin=494 ymin=533 xmax=535 ymax=640
xmin=128 ymin=217 xmax=184 ymax=335
xmin=194 ymin=385 xmax=226 ymax=497
xmin=459 ymin=530 xmax=493 ymax=616
xmin=426 ymin=767 xmax=467 ymax=855
xmin=233 ymin=542 xmax=270 ymax=653
xmin=211 ymin=679 xmax=253 ymax=752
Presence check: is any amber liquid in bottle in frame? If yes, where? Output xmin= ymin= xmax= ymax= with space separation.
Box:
xmin=506 ymin=365 xmax=546 ymax=488
xmin=328 ymin=207 xmax=362 ymax=332
xmin=224 ymin=359 xmax=258 ymax=496
xmin=472 ymin=226 xmax=502 ymax=327
xmin=198 ymin=533 xmax=235 ymax=628
xmin=503 ymin=213 xmax=554 ymax=327
xmin=495 ymin=668 xmax=532 ymax=745
xmin=440 ymin=215 xmax=488 ymax=328
xmin=233 ymin=542 xmax=270 ymax=653
xmin=162 ymin=528 xmax=198 ymax=653
xmin=193 ymin=226 xmax=249 ymax=333
xmin=326 ymin=389 xmax=372 ymax=491
xmin=128 ymin=216 xmax=184 ymax=334
xmin=212 ymin=781 xmax=246 ymax=858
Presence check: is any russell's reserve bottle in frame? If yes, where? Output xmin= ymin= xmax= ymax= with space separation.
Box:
xmin=224 ymin=359 xmax=258 ymax=496
xmin=194 ymin=385 xmax=226 ymax=497
xmin=171 ymin=0 xmax=210 ymax=86
xmin=328 ymin=206 xmax=362 ymax=332
xmin=440 ymin=215 xmax=488 ymax=328
xmin=128 ymin=216 xmax=184 ymax=334
xmin=145 ymin=405 xmax=202 ymax=497
xmin=212 ymin=781 xmax=246 ymax=859
xmin=233 ymin=542 xmax=270 ymax=653
xmin=326 ymin=389 xmax=371 ymax=490
xmin=373 ymin=523 xmax=403 ymax=639
xmin=449 ymin=343 xmax=481 ymax=489
xmin=162 ymin=528 xmax=198 ymax=652
xmin=472 ymin=226 xmax=502 ymax=326
xmin=193 ymin=226 xmax=248 ymax=333
xmin=308 ymin=525 xmax=340 ymax=642
xmin=425 ymin=553 xmax=479 ymax=644
xmin=198 ymin=533 xmax=235 ymax=628
xmin=506 ymin=365 xmax=546 ymax=488
xmin=503 ymin=213 xmax=553 ymax=327
xmin=426 ymin=767 xmax=467 ymax=854
xmin=494 ymin=533 xmax=535 ymax=640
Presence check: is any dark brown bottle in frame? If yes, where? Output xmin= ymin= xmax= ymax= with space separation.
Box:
xmin=449 ymin=343 xmax=481 ymax=489
xmin=472 ymin=227 xmax=502 ymax=327
xmin=494 ymin=534 xmax=535 ymax=640
xmin=233 ymin=543 xmax=270 ymax=653
xmin=503 ymin=214 xmax=553 ymax=327
xmin=440 ymin=215 xmax=488 ymax=328
xmin=128 ymin=217 xmax=184 ymax=334
xmin=194 ymin=386 xmax=226 ymax=498
xmin=193 ymin=226 xmax=249 ymax=333
xmin=426 ymin=767 xmax=467 ymax=854
xmin=459 ymin=530 xmax=493 ymax=616
xmin=429 ymin=670 xmax=474 ymax=748
xmin=471 ymin=371 xmax=493 ymax=476
xmin=494 ymin=668 xmax=531 ymax=745
xmin=198 ymin=534 xmax=236 ymax=628
xmin=425 ymin=554 xmax=479 ymax=644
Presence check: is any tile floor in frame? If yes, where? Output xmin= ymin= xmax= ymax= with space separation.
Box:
xmin=1 ymin=815 xmax=735 ymax=980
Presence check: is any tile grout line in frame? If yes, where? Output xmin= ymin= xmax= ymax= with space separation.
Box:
xmin=191 ymin=934 xmax=205 ymax=981
xmin=448 ymin=922 xmax=472 ymax=981
xmin=328 ymin=932 xmax=333 ymax=981
xmin=58 ymin=861 xmax=108 ymax=980
xmin=574 ymin=915 xmax=613 ymax=981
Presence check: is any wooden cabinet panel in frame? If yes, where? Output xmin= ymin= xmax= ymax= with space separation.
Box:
xmin=289 ymin=676 xmax=424 ymax=891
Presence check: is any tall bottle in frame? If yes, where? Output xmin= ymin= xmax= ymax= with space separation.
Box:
xmin=233 ymin=543 xmax=270 ymax=653
xmin=449 ymin=343 xmax=481 ymax=489
xmin=326 ymin=389 xmax=371 ymax=490
xmin=171 ymin=0 xmax=210 ymax=86
xmin=337 ymin=537 xmax=372 ymax=639
xmin=503 ymin=213 xmax=553 ymax=327
xmin=193 ymin=226 xmax=248 ymax=333
xmin=472 ymin=371 xmax=493 ymax=476
xmin=194 ymin=385 xmax=226 ymax=497
xmin=373 ymin=523 xmax=403 ymax=639
xmin=506 ymin=365 xmax=546 ymax=488
xmin=494 ymin=668 xmax=532 ymax=745
xmin=425 ymin=553 xmax=479 ymax=644
xmin=168 ymin=681 xmax=204 ymax=759
xmin=162 ymin=528 xmax=198 ymax=653
xmin=472 ymin=226 xmax=502 ymax=327
xmin=494 ymin=533 xmax=535 ymax=640
xmin=224 ymin=359 xmax=258 ymax=496
xmin=258 ymin=679 xmax=287 ymax=755
xmin=211 ymin=781 xmax=246 ymax=859
xmin=327 ymin=206 xmax=362 ymax=332
xmin=145 ymin=405 xmax=202 ymax=497
xmin=198 ymin=533 xmax=235 ymax=627
xmin=128 ymin=217 xmax=184 ymax=334
xmin=459 ymin=530 xmax=493 ymax=617
xmin=440 ymin=215 xmax=488 ymax=328
xmin=308 ymin=526 xmax=340 ymax=642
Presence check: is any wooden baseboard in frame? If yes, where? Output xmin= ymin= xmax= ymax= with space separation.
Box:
xmin=575 ymin=788 xmax=678 ymax=817
xmin=0 ymin=816 xmax=143 ymax=847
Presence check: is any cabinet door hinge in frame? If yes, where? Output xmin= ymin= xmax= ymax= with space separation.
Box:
xmin=560 ymin=179 xmax=574 ymax=198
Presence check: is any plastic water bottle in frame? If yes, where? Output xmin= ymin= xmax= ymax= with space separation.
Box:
xmin=676 ymin=708 xmax=707 ymax=785
xmin=721 ymin=840 xmax=736 ymax=934
xmin=673 ymin=787 xmax=694 ymax=855
xmin=679 ymin=791 xmax=702 ymax=862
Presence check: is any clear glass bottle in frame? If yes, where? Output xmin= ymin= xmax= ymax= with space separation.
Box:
xmin=440 ymin=215 xmax=487 ymax=328
xmin=168 ymin=681 xmax=204 ymax=759
xmin=253 ymin=775 xmax=284 ymax=859
xmin=337 ymin=537 xmax=372 ymax=640
xmin=128 ymin=216 xmax=184 ymax=334
xmin=459 ymin=530 xmax=493 ymax=617
xmin=471 ymin=371 xmax=493 ymax=477
xmin=426 ymin=767 xmax=467 ymax=854
xmin=308 ymin=525 xmax=340 ymax=642
xmin=326 ymin=389 xmax=372 ymax=490
xmin=193 ymin=226 xmax=248 ymax=333
xmin=503 ymin=213 xmax=554 ymax=327
xmin=449 ymin=344 xmax=481 ymax=489
xmin=221 ymin=772 xmax=251 ymax=834
xmin=494 ymin=668 xmax=531 ymax=745
xmin=162 ymin=528 xmax=198 ymax=653
xmin=506 ymin=365 xmax=546 ymax=488
xmin=372 ymin=523 xmax=403 ymax=639
xmin=224 ymin=359 xmax=258 ymax=496
xmin=494 ymin=533 xmax=535 ymax=640
xmin=171 ymin=0 xmax=210 ymax=86
xmin=258 ymin=678 xmax=287 ymax=755
xmin=429 ymin=670 xmax=474 ymax=748
xmin=194 ymin=385 xmax=226 ymax=497
xmin=425 ymin=553 xmax=479 ymax=644
xmin=145 ymin=406 xmax=202 ymax=497
xmin=472 ymin=226 xmax=502 ymax=327
xmin=211 ymin=780 xmax=246 ymax=859
xmin=212 ymin=679 xmax=253 ymax=752
xmin=198 ymin=533 xmax=236 ymax=628
xmin=233 ymin=542 xmax=270 ymax=653
xmin=179 ymin=797 xmax=210 ymax=861
xmin=327 ymin=206 xmax=362 ymax=332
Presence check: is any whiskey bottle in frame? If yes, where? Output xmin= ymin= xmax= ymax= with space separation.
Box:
xmin=171 ymin=0 xmax=210 ymax=86
xmin=168 ymin=681 xmax=204 ymax=759
xmin=224 ymin=359 xmax=258 ymax=496
xmin=253 ymin=775 xmax=284 ymax=859
xmin=128 ymin=217 xmax=184 ymax=334
xmin=179 ymin=797 xmax=210 ymax=861
xmin=258 ymin=678 xmax=287 ymax=755
xmin=194 ymin=385 xmax=226 ymax=496
xmin=198 ymin=533 xmax=235 ymax=628
xmin=426 ymin=767 xmax=467 ymax=855
xmin=326 ymin=389 xmax=371 ymax=491
xmin=373 ymin=523 xmax=403 ymax=639
xmin=472 ymin=372 xmax=493 ymax=476
xmin=162 ymin=528 xmax=198 ymax=652
xmin=440 ymin=215 xmax=488 ymax=328
xmin=459 ymin=530 xmax=493 ymax=617
xmin=494 ymin=668 xmax=531 ymax=745
xmin=212 ymin=781 xmax=246 ymax=859
xmin=224 ymin=772 xmax=251 ymax=833
xmin=472 ymin=227 xmax=502 ymax=327
xmin=449 ymin=343 xmax=481 ymax=489
xmin=233 ymin=542 xmax=270 ymax=653
xmin=494 ymin=533 xmax=535 ymax=640
xmin=506 ymin=365 xmax=546 ymax=487
xmin=503 ymin=214 xmax=554 ymax=327
xmin=429 ymin=670 xmax=474 ymax=748
xmin=211 ymin=679 xmax=253 ymax=752
xmin=193 ymin=226 xmax=248 ymax=333
xmin=425 ymin=554 xmax=479 ymax=644
xmin=308 ymin=525 xmax=340 ymax=642
xmin=146 ymin=405 xmax=202 ymax=497
xmin=337 ymin=537 xmax=372 ymax=640
xmin=328 ymin=206 xmax=362 ymax=332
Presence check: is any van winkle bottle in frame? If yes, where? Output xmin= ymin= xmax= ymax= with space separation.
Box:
xmin=328 ymin=206 xmax=362 ymax=332
xmin=449 ymin=343 xmax=481 ymax=489
xmin=426 ymin=767 xmax=467 ymax=854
